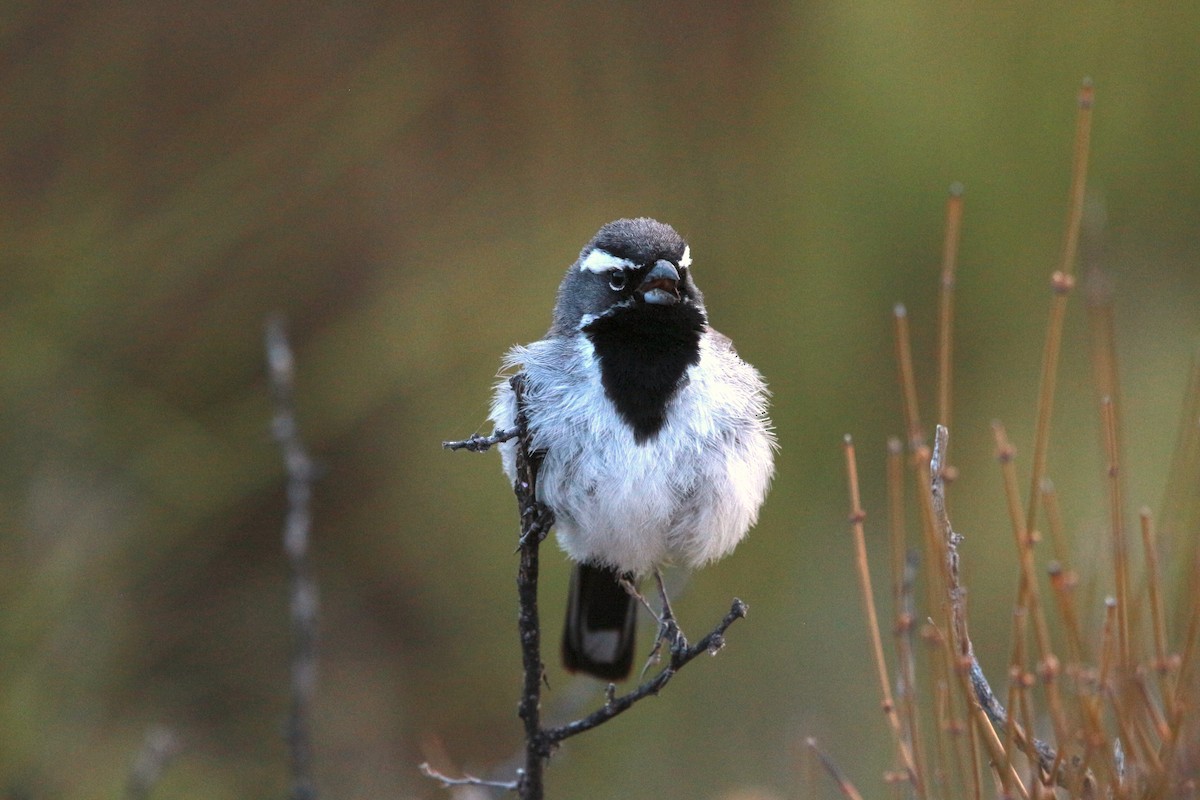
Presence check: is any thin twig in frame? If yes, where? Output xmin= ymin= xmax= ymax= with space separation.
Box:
xmin=807 ymin=737 xmax=867 ymax=800
xmin=1159 ymin=344 xmax=1200 ymax=582
xmin=887 ymin=437 xmax=929 ymax=796
xmin=894 ymin=304 xmax=925 ymax=450
xmin=266 ymin=316 xmax=320 ymax=800
xmin=937 ymin=182 xmax=964 ymax=443
xmin=443 ymin=428 xmax=519 ymax=452
xmin=1139 ymin=508 xmax=1175 ymax=718
xmin=1100 ymin=397 xmax=1132 ymax=675
xmin=419 ymin=763 xmax=519 ymax=792
xmin=543 ymin=599 xmax=747 ymax=745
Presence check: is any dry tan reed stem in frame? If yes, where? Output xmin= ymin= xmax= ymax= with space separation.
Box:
xmin=928 ymin=427 xmax=1030 ymax=799
xmin=1099 ymin=397 xmax=1132 ymax=674
xmin=843 ymin=435 xmax=923 ymax=796
xmin=1039 ymin=479 xmax=1070 ymax=568
xmin=894 ymin=305 xmax=925 ymax=450
xmin=937 ymin=184 xmax=964 ymax=436
xmin=1047 ymin=562 xmax=1088 ymax=668
xmin=886 ymin=437 xmax=930 ymax=796
xmin=1004 ymin=608 xmax=1029 ymax=785
xmin=1139 ymin=509 xmax=1175 ymax=720
xmin=992 ymin=421 xmax=1071 ymax=756
xmin=1023 ymin=79 xmax=1095 ymax=539
xmin=1162 ymin=347 xmax=1200 ymax=621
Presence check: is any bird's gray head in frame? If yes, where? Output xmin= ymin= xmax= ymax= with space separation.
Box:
xmin=550 ymin=218 xmax=706 ymax=334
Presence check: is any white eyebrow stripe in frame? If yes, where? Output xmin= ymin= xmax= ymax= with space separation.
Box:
xmin=679 ymin=245 xmax=692 ymax=269
xmin=579 ymin=248 xmax=636 ymax=274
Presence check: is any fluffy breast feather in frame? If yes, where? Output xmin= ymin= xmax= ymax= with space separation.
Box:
xmin=490 ymin=331 xmax=775 ymax=576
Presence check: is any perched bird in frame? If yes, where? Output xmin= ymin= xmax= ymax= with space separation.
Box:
xmin=490 ymin=218 xmax=775 ymax=681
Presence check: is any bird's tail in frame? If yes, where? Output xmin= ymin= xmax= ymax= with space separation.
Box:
xmin=562 ymin=563 xmax=637 ymax=681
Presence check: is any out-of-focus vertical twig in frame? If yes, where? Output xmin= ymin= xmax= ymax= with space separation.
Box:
xmin=266 ymin=316 xmax=320 ymax=800
xmin=127 ymin=726 xmax=182 ymax=800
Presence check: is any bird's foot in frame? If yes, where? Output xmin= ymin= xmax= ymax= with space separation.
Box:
xmin=637 ymin=569 xmax=688 ymax=678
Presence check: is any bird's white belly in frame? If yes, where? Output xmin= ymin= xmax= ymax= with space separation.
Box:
xmin=492 ymin=334 xmax=773 ymax=576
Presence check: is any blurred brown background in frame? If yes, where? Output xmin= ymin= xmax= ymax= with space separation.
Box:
xmin=2 ymin=3 xmax=1198 ymax=798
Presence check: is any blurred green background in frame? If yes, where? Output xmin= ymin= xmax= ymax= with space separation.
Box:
xmin=3 ymin=3 xmax=1198 ymax=798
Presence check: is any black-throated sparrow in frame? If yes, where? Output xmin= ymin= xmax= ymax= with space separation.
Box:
xmin=490 ymin=218 xmax=775 ymax=680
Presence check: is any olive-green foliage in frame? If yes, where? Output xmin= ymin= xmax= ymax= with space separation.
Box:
xmin=1 ymin=4 xmax=1198 ymax=798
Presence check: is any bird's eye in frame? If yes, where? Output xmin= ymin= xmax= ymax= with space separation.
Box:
xmin=608 ymin=270 xmax=627 ymax=291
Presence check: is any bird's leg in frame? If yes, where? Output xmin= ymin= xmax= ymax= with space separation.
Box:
xmin=634 ymin=569 xmax=689 ymax=678
xmin=617 ymin=575 xmax=667 ymax=678
xmin=652 ymin=568 xmax=687 ymax=654
xmin=617 ymin=575 xmax=655 ymax=615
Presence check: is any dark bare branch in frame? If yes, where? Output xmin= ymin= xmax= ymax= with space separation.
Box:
xmin=544 ymin=599 xmax=747 ymax=745
xmin=434 ymin=372 xmax=750 ymax=799
xmin=443 ymin=428 xmax=519 ymax=453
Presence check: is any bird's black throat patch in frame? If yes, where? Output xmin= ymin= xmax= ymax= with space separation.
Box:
xmin=583 ymin=302 xmax=705 ymax=443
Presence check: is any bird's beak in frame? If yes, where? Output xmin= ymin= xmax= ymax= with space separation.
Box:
xmin=638 ymin=260 xmax=680 ymax=305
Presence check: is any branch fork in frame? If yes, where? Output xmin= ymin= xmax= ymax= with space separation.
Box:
xmin=438 ymin=374 xmax=748 ymax=798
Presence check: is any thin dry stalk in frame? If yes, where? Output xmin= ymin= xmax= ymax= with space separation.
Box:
xmin=927 ymin=643 xmax=956 ymax=800
xmin=914 ymin=445 xmax=952 ymax=639
xmin=807 ymin=737 xmax=868 ymax=800
xmin=1130 ymin=670 xmax=1169 ymax=742
xmin=888 ymin=438 xmax=910 ymax=630
xmin=887 ymin=437 xmax=929 ymax=795
xmin=844 ymin=435 xmax=923 ymax=796
xmin=1124 ymin=677 xmax=1165 ymax=774
xmin=1075 ymin=599 xmax=1120 ymax=789
xmin=1085 ymin=254 xmax=1123 ymax=452
xmin=894 ymin=304 xmax=925 ymax=450
xmin=921 ymin=429 xmax=1027 ymax=800
xmin=797 ymin=736 xmax=820 ymax=800
xmin=1100 ymin=397 xmax=1133 ymax=674
xmin=1162 ymin=347 xmax=1200 ymax=529
xmin=991 ymin=421 xmax=1071 ymax=757
xmin=1014 ymin=682 xmax=1044 ymax=799
xmin=937 ymin=183 xmax=965 ymax=436
xmin=1153 ymin=592 xmax=1200 ymax=798
xmin=913 ymin=443 xmax=973 ymax=797
xmin=1039 ymin=479 xmax=1070 ymax=567
xmin=1139 ymin=509 xmax=1175 ymax=718
xmin=965 ymin=699 xmax=984 ymax=800
xmin=1003 ymin=608 xmax=1030 ymax=786
xmin=914 ymin=443 xmax=976 ymax=799
xmin=1023 ymin=78 xmax=1095 ymax=539
xmin=1162 ymin=347 xmax=1200 ymax=617
xmin=1048 ymin=562 xmax=1088 ymax=669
